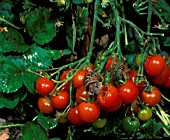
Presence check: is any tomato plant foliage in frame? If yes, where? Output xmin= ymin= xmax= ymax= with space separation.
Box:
xmin=1 ymin=0 xmax=170 ymax=139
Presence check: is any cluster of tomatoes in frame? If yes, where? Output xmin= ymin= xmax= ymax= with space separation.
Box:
xmin=35 ymin=54 xmax=170 ymax=131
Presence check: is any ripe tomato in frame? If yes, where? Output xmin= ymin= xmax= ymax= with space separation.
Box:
xmin=50 ymin=90 xmax=70 ymax=110
xmin=100 ymin=93 xmax=122 ymax=112
xmin=84 ymin=63 xmax=95 ymax=72
xmin=72 ymin=70 xmax=88 ymax=88
xmin=104 ymin=57 xmax=118 ymax=70
xmin=36 ymin=77 xmax=55 ymax=96
xmin=139 ymin=87 xmax=161 ymax=107
xmin=144 ymin=55 xmax=166 ymax=76
xmin=60 ymin=69 xmax=70 ymax=90
xmin=38 ymin=97 xmax=55 ymax=114
xmin=137 ymin=106 xmax=152 ymax=121
xmin=149 ymin=64 xmax=170 ymax=85
xmin=117 ymin=80 xmax=139 ymax=104
xmin=162 ymin=68 xmax=170 ymax=88
xmin=76 ymin=86 xmax=89 ymax=104
xmin=68 ymin=105 xmax=85 ymax=125
xmin=127 ymin=70 xmax=146 ymax=91
xmin=97 ymin=85 xmax=120 ymax=107
xmin=78 ymin=102 xmax=100 ymax=122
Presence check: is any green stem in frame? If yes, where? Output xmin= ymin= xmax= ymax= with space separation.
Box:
xmin=0 ymin=124 xmax=24 ymax=129
xmin=86 ymin=0 xmax=99 ymax=64
xmin=0 ymin=17 xmax=21 ymax=30
xmin=120 ymin=18 xmax=164 ymax=37
xmin=147 ymin=0 xmax=152 ymax=40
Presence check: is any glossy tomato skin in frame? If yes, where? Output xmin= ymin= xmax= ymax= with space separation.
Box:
xmin=100 ymin=93 xmax=122 ymax=112
xmin=149 ymin=64 xmax=170 ymax=85
xmin=78 ymin=102 xmax=100 ymax=122
xmin=68 ymin=105 xmax=85 ymax=125
xmin=60 ymin=69 xmax=70 ymax=90
xmin=36 ymin=77 xmax=55 ymax=96
xmin=128 ymin=70 xmax=146 ymax=91
xmin=137 ymin=106 xmax=152 ymax=121
xmin=73 ymin=70 xmax=88 ymax=88
xmin=104 ymin=57 xmax=118 ymax=70
xmin=76 ymin=86 xmax=89 ymax=104
xmin=50 ymin=90 xmax=70 ymax=110
xmin=135 ymin=53 xmax=143 ymax=67
xmin=97 ymin=85 xmax=120 ymax=107
xmin=117 ymin=80 xmax=139 ymax=104
xmin=139 ymin=87 xmax=161 ymax=107
xmin=144 ymin=55 xmax=166 ymax=76
xmin=38 ymin=97 xmax=55 ymax=114
xmin=162 ymin=68 xmax=170 ymax=88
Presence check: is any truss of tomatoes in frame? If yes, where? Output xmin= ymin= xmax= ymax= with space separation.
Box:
xmin=35 ymin=55 xmax=170 ymax=129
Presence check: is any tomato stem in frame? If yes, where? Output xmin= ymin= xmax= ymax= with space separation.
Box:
xmin=0 ymin=124 xmax=24 ymax=129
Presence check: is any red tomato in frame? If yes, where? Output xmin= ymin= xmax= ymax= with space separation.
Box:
xmin=50 ymin=90 xmax=70 ymax=110
xmin=117 ymin=80 xmax=139 ymax=104
xmin=139 ymin=87 xmax=161 ymax=107
xmin=84 ymin=63 xmax=95 ymax=72
xmin=68 ymin=105 xmax=85 ymax=125
xmin=36 ymin=77 xmax=55 ymax=96
xmin=162 ymin=68 xmax=170 ymax=88
xmin=78 ymin=102 xmax=100 ymax=122
xmin=38 ymin=97 xmax=55 ymax=114
xmin=144 ymin=55 xmax=166 ymax=76
xmin=60 ymin=69 xmax=70 ymax=90
xmin=72 ymin=70 xmax=88 ymax=88
xmin=104 ymin=57 xmax=118 ymax=70
xmin=97 ymin=85 xmax=120 ymax=107
xmin=76 ymin=86 xmax=89 ymax=104
xmin=149 ymin=64 xmax=170 ymax=85
xmin=100 ymin=93 xmax=122 ymax=112
xmin=128 ymin=70 xmax=146 ymax=91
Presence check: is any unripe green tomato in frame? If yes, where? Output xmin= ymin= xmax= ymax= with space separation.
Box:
xmin=137 ymin=106 xmax=152 ymax=121
xmin=135 ymin=53 xmax=143 ymax=67
xmin=92 ymin=118 xmax=107 ymax=128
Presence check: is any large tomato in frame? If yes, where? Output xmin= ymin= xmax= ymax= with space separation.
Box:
xmin=139 ymin=87 xmax=161 ymax=107
xmin=117 ymin=80 xmax=139 ymax=104
xmin=149 ymin=64 xmax=170 ymax=85
xmin=50 ymin=90 xmax=70 ymax=110
xmin=38 ymin=97 xmax=55 ymax=114
xmin=76 ymin=86 xmax=89 ymax=104
xmin=68 ymin=105 xmax=85 ymax=125
xmin=104 ymin=57 xmax=118 ymax=70
xmin=100 ymin=93 xmax=122 ymax=112
xmin=78 ymin=102 xmax=100 ymax=122
xmin=144 ymin=55 xmax=166 ymax=76
xmin=97 ymin=85 xmax=120 ymax=107
xmin=72 ymin=70 xmax=88 ymax=88
xmin=60 ymin=69 xmax=71 ymax=90
xmin=127 ymin=70 xmax=146 ymax=91
xmin=36 ymin=77 xmax=55 ymax=96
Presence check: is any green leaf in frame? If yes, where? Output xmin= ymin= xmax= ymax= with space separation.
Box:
xmin=0 ymin=29 xmax=31 ymax=53
xmin=0 ymin=1 xmax=14 ymax=20
xmin=72 ymin=0 xmax=84 ymax=4
xmin=154 ymin=0 xmax=170 ymax=22
xmin=162 ymin=36 xmax=170 ymax=46
xmin=23 ymin=72 xmax=38 ymax=93
xmin=26 ymin=7 xmax=56 ymax=45
xmin=37 ymin=115 xmax=58 ymax=130
xmin=19 ymin=122 xmax=49 ymax=140
xmin=25 ymin=44 xmax=53 ymax=70
xmin=62 ymin=49 xmax=72 ymax=55
xmin=0 ymin=95 xmax=19 ymax=109
xmin=22 ymin=0 xmax=36 ymax=10
xmin=50 ymin=138 xmax=61 ymax=140
xmin=49 ymin=50 xmax=62 ymax=60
